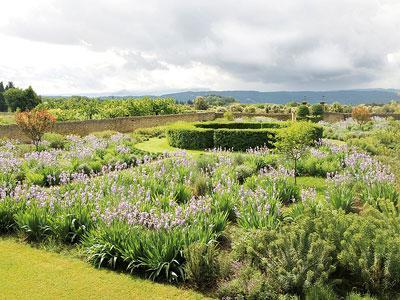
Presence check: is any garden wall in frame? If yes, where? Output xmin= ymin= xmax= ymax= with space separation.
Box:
xmin=0 ymin=112 xmax=217 ymax=141
xmin=2 ymin=111 xmax=400 ymax=141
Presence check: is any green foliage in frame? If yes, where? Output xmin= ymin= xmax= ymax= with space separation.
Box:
xmin=83 ymin=222 xmax=220 ymax=283
xmin=43 ymin=133 xmax=68 ymax=149
xmin=311 ymin=104 xmax=324 ymax=117
xmin=338 ymin=210 xmax=400 ymax=294
xmin=214 ymin=129 xmax=276 ymax=151
xmin=305 ymin=284 xmax=337 ymax=300
xmin=217 ymin=265 xmax=274 ymax=299
xmin=183 ymin=242 xmax=220 ymax=289
xmin=15 ymin=206 xmax=54 ymax=242
xmin=38 ymin=96 xmax=183 ymax=121
xmin=276 ymin=122 xmax=320 ymax=183
xmin=193 ymin=96 xmax=209 ymax=110
xmin=4 ymin=86 xmax=41 ymax=112
xmin=326 ymin=183 xmax=355 ymax=212
xmin=297 ymin=105 xmax=310 ymax=119
xmin=223 ymin=111 xmax=234 ymax=121
xmin=199 ymin=94 xmax=237 ymax=107
xmin=166 ymin=121 xmax=302 ymax=151
xmin=166 ymin=126 xmax=214 ymax=150
xmin=0 ymin=197 xmax=24 ymax=233
xmin=0 ymin=92 xmax=7 ymax=112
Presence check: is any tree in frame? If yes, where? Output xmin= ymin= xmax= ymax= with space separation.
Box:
xmin=194 ymin=96 xmax=209 ymax=110
xmin=330 ymin=102 xmax=343 ymax=113
xmin=275 ymin=122 xmax=316 ymax=184
xmin=0 ymin=93 xmax=6 ymax=112
xmin=311 ymin=104 xmax=324 ymax=116
xmin=5 ymin=81 xmax=14 ymax=90
xmin=352 ymin=106 xmax=371 ymax=125
xmin=15 ymin=109 xmax=56 ymax=150
xmin=4 ymin=86 xmax=41 ymax=111
xmin=296 ymin=105 xmax=309 ymax=120
xmin=0 ymin=82 xmax=6 ymax=112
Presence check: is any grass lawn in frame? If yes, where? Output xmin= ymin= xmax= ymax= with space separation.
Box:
xmin=135 ymin=137 xmax=205 ymax=155
xmin=296 ymin=176 xmax=327 ymax=199
xmin=0 ymin=238 xmax=208 ymax=300
xmin=0 ymin=112 xmax=15 ymax=125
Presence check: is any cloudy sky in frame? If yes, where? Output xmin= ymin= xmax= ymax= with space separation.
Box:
xmin=1 ymin=0 xmax=400 ymax=95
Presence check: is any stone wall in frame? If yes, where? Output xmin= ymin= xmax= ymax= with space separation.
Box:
xmin=2 ymin=111 xmax=400 ymax=141
xmin=0 ymin=112 xmax=217 ymax=141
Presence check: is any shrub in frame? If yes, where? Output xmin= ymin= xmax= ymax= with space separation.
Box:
xmin=15 ymin=109 xmax=56 ymax=149
xmin=352 ymin=106 xmax=371 ymax=125
xmin=183 ymin=242 xmax=220 ymax=289
xmin=297 ymin=105 xmax=309 ymax=120
xmin=217 ymin=265 xmax=273 ymax=299
xmin=338 ymin=211 xmax=400 ymax=294
xmin=43 ymin=133 xmax=68 ymax=149
xmin=310 ymin=104 xmax=324 ymax=117
xmin=229 ymin=104 xmax=244 ymax=112
xmin=223 ymin=111 xmax=234 ymax=121
xmin=235 ymin=224 xmax=336 ymax=295
xmin=244 ymin=106 xmax=256 ymax=113
xmin=235 ymin=163 xmax=257 ymax=184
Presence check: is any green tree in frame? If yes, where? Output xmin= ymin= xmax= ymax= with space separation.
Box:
xmin=330 ymin=102 xmax=343 ymax=113
xmin=5 ymin=81 xmax=14 ymax=90
xmin=275 ymin=122 xmax=316 ymax=184
xmin=0 ymin=93 xmax=6 ymax=112
xmin=194 ymin=96 xmax=209 ymax=110
xmin=4 ymin=86 xmax=41 ymax=111
xmin=296 ymin=105 xmax=309 ymax=120
xmin=0 ymin=82 xmax=6 ymax=112
xmin=311 ymin=104 xmax=324 ymax=119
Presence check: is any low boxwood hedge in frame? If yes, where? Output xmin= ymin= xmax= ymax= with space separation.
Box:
xmin=166 ymin=127 xmax=214 ymax=150
xmin=166 ymin=121 xmax=322 ymax=151
xmin=214 ymin=129 xmax=277 ymax=151
xmin=195 ymin=121 xmax=284 ymax=129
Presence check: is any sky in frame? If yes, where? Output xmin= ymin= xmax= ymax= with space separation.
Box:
xmin=1 ymin=0 xmax=400 ymax=95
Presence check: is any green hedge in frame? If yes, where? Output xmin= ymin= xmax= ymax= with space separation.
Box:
xmin=166 ymin=122 xmax=323 ymax=151
xmin=214 ymin=129 xmax=277 ymax=151
xmin=195 ymin=121 xmax=285 ymax=129
xmin=166 ymin=127 xmax=214 ymax=149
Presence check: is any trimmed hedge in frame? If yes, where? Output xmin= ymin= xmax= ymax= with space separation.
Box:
xmin=166 ymin=127 xmax=214 ymax=150
xmin=166 ymin=121 xmax=323 ymax=151
xmin=195 ymin=121 xmax=285 ymax=129
xmin=214 ymin=129 xmax=276 ymax=151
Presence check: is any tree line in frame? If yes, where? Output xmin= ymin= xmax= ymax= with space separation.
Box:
xmin=0 ymin=81 xmax=41 ymax=112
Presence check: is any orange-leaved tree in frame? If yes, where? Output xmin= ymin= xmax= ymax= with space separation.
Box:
xmin=15 ymin=109 xmax=56 ymax=149
xmin=351 ymin=106 xmax=371 ymax=125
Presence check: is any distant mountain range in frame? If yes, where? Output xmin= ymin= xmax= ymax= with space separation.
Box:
xmin=160 ymin=89 xmax=400 ymax=104
xmin=50 ymin=88 xmax=400 ymax=104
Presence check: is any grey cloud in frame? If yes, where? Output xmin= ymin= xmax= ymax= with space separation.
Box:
xmin=2 ymin=0 xmax=400 ymax=91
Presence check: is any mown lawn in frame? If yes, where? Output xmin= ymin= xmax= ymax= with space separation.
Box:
xmin=0 ymin=112 xmax=15 ymax=125
xmin=135 ymin=137 xmax=205 ymax=155
xmin=0 ymin=238 xmax=208 ymax=300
